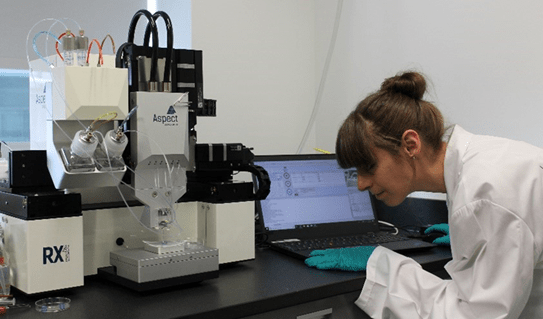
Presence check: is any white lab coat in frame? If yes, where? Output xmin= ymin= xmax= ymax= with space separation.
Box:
xmin=355 ymin=125 xmax=543 ymax=319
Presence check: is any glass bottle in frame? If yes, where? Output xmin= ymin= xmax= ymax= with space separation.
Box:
xmin=0 ymin=223 xmax=13 ymax=305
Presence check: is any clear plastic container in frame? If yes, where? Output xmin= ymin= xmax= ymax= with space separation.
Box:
xmin=35 ymin=297 xmax=71 ymax=313
xmin=60 ymin=130 xmax=98 ymax=172
xmin=0 ymin=158 xmax=8 ymax=182
xmin=94 ymin=130 xmax=128 ymax=171
xmin=0 ymin=225 xmax=13 ymax=306
xmin=62 ymin=33 xmax=75 ymax=66
xmin=75 ymin=30 xmax=88 ymax=66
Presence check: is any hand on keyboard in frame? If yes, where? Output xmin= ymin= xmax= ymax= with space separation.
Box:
xmin=424 ymin=223 xmax=450 ymax=246
xmin=304 ymin=246 xmax=376 ymax=271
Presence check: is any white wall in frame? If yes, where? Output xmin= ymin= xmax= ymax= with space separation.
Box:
xmin=315 ymin=0 xmax=543 ymax=152
xmin=5 ymin=1 xmax=542 ymax=153
xmin=154 ymin=0 xmax=192 ymax=49
xmin=191 ymin=0 xmax=317 ymax=155
xmin=1 ymin=0 xmax=318 ymax=156
xmin=7 ymin=0 xmax=541 ymax=192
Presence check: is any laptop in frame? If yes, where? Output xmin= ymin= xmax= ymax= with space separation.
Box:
xmin=253 ymin=154 xmax=436 ymax=260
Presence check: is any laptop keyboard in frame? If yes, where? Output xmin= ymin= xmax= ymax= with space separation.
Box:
xmin=273 ymin=233 xmax=410 ymax=252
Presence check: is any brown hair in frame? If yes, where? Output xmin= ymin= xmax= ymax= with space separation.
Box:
xmin=335 ymin=71 xmax=444 ymax=172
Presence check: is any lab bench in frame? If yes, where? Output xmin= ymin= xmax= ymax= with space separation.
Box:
xmin=6 ymin=246 xmax=451 ymax=319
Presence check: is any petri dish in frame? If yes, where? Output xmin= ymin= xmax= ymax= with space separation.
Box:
xmin=35 ymin=297 xmax=71 ymax=313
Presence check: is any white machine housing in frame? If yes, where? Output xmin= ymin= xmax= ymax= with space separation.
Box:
xmin=129 ymin=91 xmax=191 ymax=230
xmin=109 ymin=246 xmax=219 ymax=283
xmin=201 ymin=201 xmax=255 ymax=264
xmin=29 ymin=55 xmax=129 ymax=189
xmin=0 ymin=214 xmax=84 ymax=294
xmin=25 ymin=51 xmax=258 ymax=290
xmin=83 ymin=201 xmax=255 ymax=275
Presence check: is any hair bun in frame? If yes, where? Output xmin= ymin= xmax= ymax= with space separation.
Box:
xmin=380 ymin=71 xmax=426 ymax=100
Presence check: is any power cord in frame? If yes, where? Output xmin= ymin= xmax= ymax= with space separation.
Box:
xmin=378 ymin=220 xmax=399 ymax=235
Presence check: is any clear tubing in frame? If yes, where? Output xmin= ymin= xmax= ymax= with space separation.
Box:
xmin=116 ymin=184 xmax=160 ymax=236
xmin=119 ymin=104 xmax=138 ymax=129
xmin=26 ymin=20 xmax=110 ymax=168
xmin=26 ymin=18 xmax=68 ymax=69
xmin=32 ymin=31 xmax=61 ymax=67
xmin=59 ymin=17 xmax=81 ymax=31
xmin=296 ymin=0 xmax=343 ymax=154
xmin=94 ymin=128 xmax=183 ymax=239
xmin=123 ymin=129 xmax=175 ymax=197
xmin=45 ymin=18 xmax=81 ymax=66
xmin=122 ymin=129 xmax=182 ymax=228
xmin=96 ymin=128 xmax=179 ymax=239
xmin=95 ymin=129 xmax=177 ymax=210
xmin=91 ymin=129 xmax=182 ymax=239
xmin=26 ymin=18 xmax=184 ymax=243
xmin=26 ymin=18 xmax=88 ymax=137
xmin=29 ymin=25 xmax=164 ymax=238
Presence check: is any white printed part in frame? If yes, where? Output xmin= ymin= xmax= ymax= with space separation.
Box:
xmin=1 ymin=215 xmax=84 ymax=294
xmin=29 ymin=56 xmax=129 ymax=188
xmin=70 ymin=130 xmax=98 ymax=158
xmin=130 ymin=92 xmax=191 ymax=208
xmin=51 ymin=65 xmax=129 ymax=120
xmin=102 ymin=130 xmax=128 ymax=158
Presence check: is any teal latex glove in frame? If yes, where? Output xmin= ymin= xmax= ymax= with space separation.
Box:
xmin=304 ymin=246 xmax=376 ymax=271
xmin=424 ymin=223 xmax=450 ymax=246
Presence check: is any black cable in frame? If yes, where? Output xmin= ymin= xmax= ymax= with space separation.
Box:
xmin=143 ymin=11 xmax=173 ymax=85
xmin=255 ymin=232 xmax=270 ymax=248
xmin=127 ymin=9 xmax=159 ymax=83
xmin=115 ymin=42 xmax=131 ymax=68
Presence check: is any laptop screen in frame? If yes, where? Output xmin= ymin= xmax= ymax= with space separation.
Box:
xmin=254 ymin=154 xmax=376 ymax=232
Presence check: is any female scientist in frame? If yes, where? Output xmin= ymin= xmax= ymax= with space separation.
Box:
xmin=305 ymin=71 xmax=543 ymax=318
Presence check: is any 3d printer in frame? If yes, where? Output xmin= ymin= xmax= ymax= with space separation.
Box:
xmin=0 ymin=10 xmax=270 ymax=294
